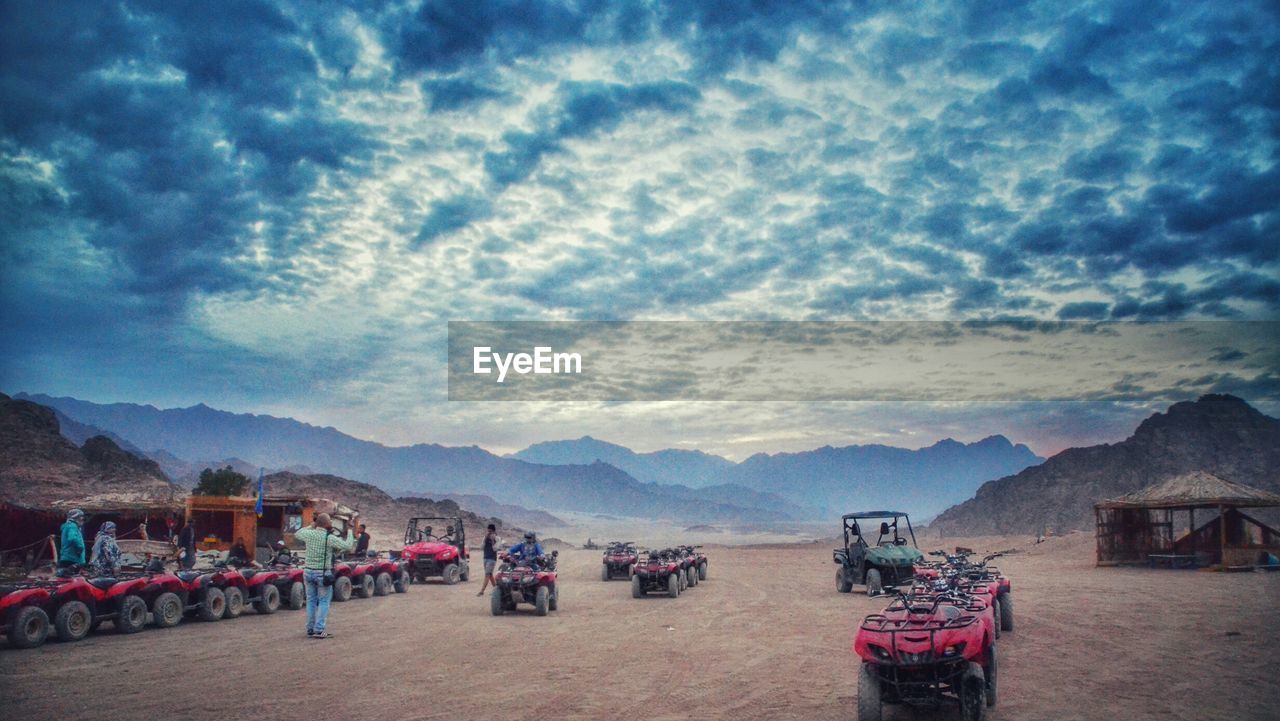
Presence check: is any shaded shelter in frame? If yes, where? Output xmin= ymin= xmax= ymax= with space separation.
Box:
xmin=1095 ymin=471 xmax=1280 ymax=568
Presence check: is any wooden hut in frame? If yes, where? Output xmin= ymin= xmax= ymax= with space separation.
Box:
xmin=185 ymin=494 xmax=358 ymax=557
xmin=1095 ymin=471 xmax=1280 ymax=568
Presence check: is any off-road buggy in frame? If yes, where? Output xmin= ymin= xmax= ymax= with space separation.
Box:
xmin=400 ymin=517 xmax=470 ymax=585
xmin=854 ymin=589 xmax=998 ymax=721
xmin=834 ymin=512 xmax=923 ymax=596
xmin=490 ymin=550 xmax=559 ymax=616
xmin=631 ymin=548 xmax=683 ymax=599
xmin=601 ymin=541 xmax=638 ymax=581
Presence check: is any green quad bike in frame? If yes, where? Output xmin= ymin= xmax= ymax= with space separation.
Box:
xmin=833 ymin=511 xmax=923 ymax=597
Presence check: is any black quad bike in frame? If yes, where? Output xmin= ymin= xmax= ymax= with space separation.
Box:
xmin=834 ymin=511 xmax=924 ymax=597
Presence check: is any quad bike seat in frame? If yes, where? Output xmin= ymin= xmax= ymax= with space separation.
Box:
xmin=0 ymin=584 xmax=15 ymax=596
xmin=240 ymin=570 xmax=257 ymax=580
xmin=176 ymin=571 xmax=200 ymax=584
xmin=89 ymin=577 xmax=118 ymax=590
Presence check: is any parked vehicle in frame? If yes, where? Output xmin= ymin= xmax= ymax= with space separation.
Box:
xmin=853 ymin=589 xmax=998 ymax=721
xmin=631 ymin=549 xmax=683 ymax=599
xmin=0 ymin=583 xmax=52 ymax=648
xmin=401 ymin=517 xmax=470 ymax=585
xmin=490 ymin=551 xmax=559 ymax=616
xmin=834 ymin=512 xmax=923 ymax=596
xmin=601 ymin=541 xmax=638 ymax=581
xmin=172 ymin=569 xmax=229 ymax=622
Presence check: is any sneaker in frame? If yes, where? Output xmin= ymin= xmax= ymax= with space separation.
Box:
xmin=306 ymin=629 xmax=315 ymax=637
xmin=312 ymin=631 xmax=332 ymax=639
xmin=476 ymin=590 xmax=484 ymax=597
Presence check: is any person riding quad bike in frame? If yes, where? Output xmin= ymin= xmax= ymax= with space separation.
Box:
xmin=508 ymin=532 xmax=547 ymax=568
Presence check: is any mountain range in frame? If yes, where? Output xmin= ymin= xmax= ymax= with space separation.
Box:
xmin=14 ymin=392 xmax=1044 ymax=522
xmin=0 ymin=393 xmax=182 ymax=508
xmin=514 ymin=434 xmax=1044 ymax=519
xmin=931 ymin=394 xmax=1280 ymax=534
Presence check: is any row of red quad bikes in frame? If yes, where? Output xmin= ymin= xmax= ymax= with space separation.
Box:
xmin=853 ymin=551 xmax=1015 ymax=721
xmin=0 ymin=553 xmax=411 ymax=650
xmin=600 ymin=542 xmax=709 ymax=599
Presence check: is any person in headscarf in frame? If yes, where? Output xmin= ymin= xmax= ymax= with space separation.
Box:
xmin=58 ymin=509 xmax=87 ymax=577
xmin=90 ymin=521 xmax=122 ymax=577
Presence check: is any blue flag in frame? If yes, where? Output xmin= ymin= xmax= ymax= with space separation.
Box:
xmin=254 ymin=468 xmax=265 ymax=517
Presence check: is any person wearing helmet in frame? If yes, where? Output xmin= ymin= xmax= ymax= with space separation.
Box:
xmin=58 ymin=508 xmax=87 ymax=576
xmin=90 ymin=521 xmax=122 ymax=577
xmin=507 ymin=531 xmax=545 ymax=566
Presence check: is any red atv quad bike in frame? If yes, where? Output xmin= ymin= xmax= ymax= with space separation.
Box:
xmin=490 ymin=551 xmax=559 ymax=617
xmin=34 ymin=574 xmax=155 ymax=642
xmin=172 ymin=569 xmax=230 ymax=623
xmin=265 ymin=550 xmax=307 ymax=609
xmin=923 ymin=551 xmax=1014 ymax=633
xmin=329 ymin=559 xmax=356 ymax=602
xmin=675 ymin=545 xmax=701 ymax=588
xmin=202 ymin=562 xmax=252 ymax=618
xmin=227 ymin=566 xmax=283 ymax=614
xmin=0 ymin=583 xmax=53 ymax=648
xmin=601 ymin=541 xmax=638 ymax=581
xmin=959 ymin=557 xmax=1013 ymax=633
xmin=358 ymin=553 xmax=406 ymax=595
xmin=853 ymin=590 xmax=998 ymax=721
xmin=630 ymin=549 xmax=684 ymax=599
xmin=273 ymin=565 xmax=306 ymax=609
xmin=400 ymin=517 xmax=470 ymax=585
xmin=911 ymin=580 xmax=1001 ymax=642
xmin=689 ymin=545 xmax=709 ymax=581
xmin=342 ymin=556 xmax=380 ymax=599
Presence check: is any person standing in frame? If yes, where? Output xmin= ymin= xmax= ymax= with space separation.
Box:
xmin=477 ymin=524 xmax=500 ymax=597
xmin=58 ymin=508 xmax=86 ymax=576
xmin=89 ymin=521 xmax=122 ymax=577
xmin=293 ymin=513 xmax=355 ymax=639
xmin=176 ymin=520 xmax=197 ymax=569
xmin=353 ymin=524 xmax=371 ymax=556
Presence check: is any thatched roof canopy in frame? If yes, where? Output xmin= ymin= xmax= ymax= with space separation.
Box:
xmin=1096 ymin=471 xmax=1280 ymax=510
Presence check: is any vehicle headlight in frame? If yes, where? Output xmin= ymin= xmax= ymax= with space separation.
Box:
xmin=868 ymin=644 xmax=893 ymax=662
xmin=942 ymin=642 xmax=966 ymax=657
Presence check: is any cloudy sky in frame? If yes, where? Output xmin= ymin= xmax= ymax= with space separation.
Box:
xmin=1 ymin=1 xmax=1277 ymax=459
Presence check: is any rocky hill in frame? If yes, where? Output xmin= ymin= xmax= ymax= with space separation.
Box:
xmin=0 ymin=393 xmax=182 ymax=508
xmin=930 ymin=395 xmax=1280 ymax=535
xmin=258 ymin=471 xmax=507 ymax=545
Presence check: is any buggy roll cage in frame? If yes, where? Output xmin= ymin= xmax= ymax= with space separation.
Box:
xmin=403 ymin=517 xmax=465 ymax=548
xmin=841 ymin=512 xmax=918 ymax=549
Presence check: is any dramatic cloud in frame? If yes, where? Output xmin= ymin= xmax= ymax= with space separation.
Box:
xmin=2 ymin=0 xmax=1277 ymax=455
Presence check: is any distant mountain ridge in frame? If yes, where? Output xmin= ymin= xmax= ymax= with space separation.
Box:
xmin=931 ymin=395 xmax=1280 ymax=534
xmin=14 ymin=393 xmax=794 ymax=523
xmin=16 ymin=392 xmax=1045 ymax=522
xmin=513 ymin=436 xmax=735 ymax=487
xmin=513 ymin=434 xmax=1044 ymax=519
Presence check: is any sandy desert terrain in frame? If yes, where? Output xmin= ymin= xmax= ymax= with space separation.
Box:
xmin=2 ymin=533 xmax=1278 ymax=721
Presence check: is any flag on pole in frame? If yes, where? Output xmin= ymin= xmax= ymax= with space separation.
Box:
xmin=255 ymin=468 xmax=265 ymax=517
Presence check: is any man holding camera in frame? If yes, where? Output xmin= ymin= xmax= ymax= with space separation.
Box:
xmin=293 ymin=513 xmax=356 ymax=639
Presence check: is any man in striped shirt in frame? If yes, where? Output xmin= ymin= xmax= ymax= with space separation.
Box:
xmin=294 ymin=512 xmax=356 ymax=639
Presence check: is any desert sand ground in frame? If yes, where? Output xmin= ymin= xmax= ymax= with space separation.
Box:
xmin=2 ymin=533 xmax=1278 ymax=721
